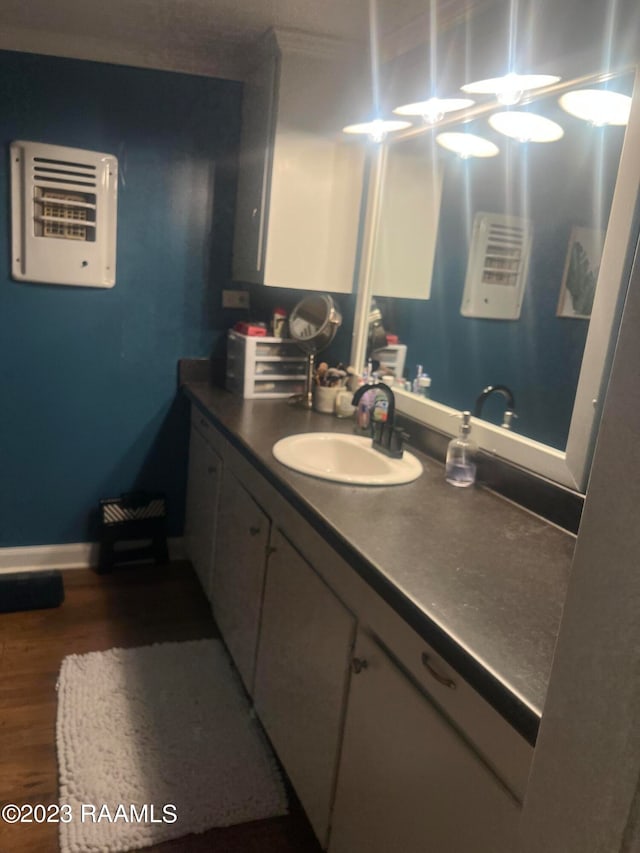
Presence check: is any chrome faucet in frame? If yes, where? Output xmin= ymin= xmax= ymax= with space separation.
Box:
xmin=473 ymin=384 xmax=516 ymax=430
xmin=351 ymin=381 xmax=406 ymax=459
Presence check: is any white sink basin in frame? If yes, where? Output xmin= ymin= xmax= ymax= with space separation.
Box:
xmin=272 ymin=433 xmax=423 ymax=485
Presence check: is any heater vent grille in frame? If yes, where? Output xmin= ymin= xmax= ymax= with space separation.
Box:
xmin=481 ymin=221 xmax=528 ymax=286
xmin=35 ymin=189 xmax=96 ymax=242
xmin=461 ymin=212 xmax=533 ymax=319
xmin=11 ymin=140 xmax=117 ymax=287
xmin=33 ymin=156 xmax=98 ymax=188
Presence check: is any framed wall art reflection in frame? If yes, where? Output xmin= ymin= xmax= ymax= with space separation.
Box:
xmin=557 ymin=226 xmax=605 ymax=319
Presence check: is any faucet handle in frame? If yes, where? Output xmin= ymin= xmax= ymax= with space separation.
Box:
xmin=393 ymin=427 xmax=410 ymax=453
xmin=372 ymin=425 xmax=406 ymax=459
xmin=502 ymin=410 xmax=518 ymax=430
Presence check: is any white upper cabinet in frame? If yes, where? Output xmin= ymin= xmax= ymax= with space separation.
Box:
xmin=232 ymin=30 xmax=366 ymax=293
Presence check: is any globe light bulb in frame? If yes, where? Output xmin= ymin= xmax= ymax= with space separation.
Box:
xmin=496 ymin=73 xmax=524 ymax=106
xmin=342 ymin=119 xmax=411 ymax=141
xmin=369 ymin=119 xmax=387 ymax=144
xmin=559 ymin=89 xmax=632 ymax=127
xmin=488 ymin=111 xmax=564 ymax=143
xmin=435 ymin=132 xmax=500 ymax=158
xmin=421 ymin=98 xmax=445 ymax=125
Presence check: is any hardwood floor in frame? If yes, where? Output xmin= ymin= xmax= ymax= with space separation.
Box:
xmin=0 ymin=563 xmax=322 ymax=853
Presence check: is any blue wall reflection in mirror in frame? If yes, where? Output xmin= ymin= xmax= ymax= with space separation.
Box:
xmin=375 ymin=77 xmax=630 ymax=450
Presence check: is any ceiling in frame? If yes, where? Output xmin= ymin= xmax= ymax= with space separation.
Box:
xmin=0 ymin=0 xmax=368 ymax=79
xmin=0 ymin=0 xmax=484 ymax=80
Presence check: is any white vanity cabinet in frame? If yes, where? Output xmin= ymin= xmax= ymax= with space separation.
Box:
xmin=185 ymin=401 xmax=532 ymax=851
xmin=232 ymin=29 xmax=365 ymax=292
xmin=328 ymin=630 xmax=521 ymax=853
xmin=184 ymin=423 xmax=222 ymax=600
xmin=253 ymin=527 xmax=356 ymax=847
xmin=210 ymin=470 xmax=271 ymax=692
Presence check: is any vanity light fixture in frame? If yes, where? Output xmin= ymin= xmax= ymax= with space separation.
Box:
xmin=342 ymin=118 xmax=411 ymax=143
xmin=393 ymin=97 xmax=475 ymax=125
xmin=488 ymin=111 xmax=564 ymax=143
xmin=461 ymin=72 xmax=561 ymax=106
xmin=558 ymin=89 xmax=632 ymax=126
xmin=435 ymin=131 xmax=499 ymax=158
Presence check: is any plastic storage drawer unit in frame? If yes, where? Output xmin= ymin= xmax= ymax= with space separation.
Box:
xmin=226 ymin=330 xmax=307 ymax=399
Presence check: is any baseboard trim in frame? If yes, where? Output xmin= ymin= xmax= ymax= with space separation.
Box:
xmin=0 ymin=539 xmax=186 ymax=574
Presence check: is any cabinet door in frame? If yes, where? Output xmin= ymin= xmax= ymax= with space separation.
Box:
xmin=254 ymin=527 xmax=356 ymax=847
xmin=264 ymin=46 xmax=364 ymax=293
xmin=329 ymin=631 xmax=520 ymax=853
xmin=232 ymin=51 xmax=278 ymax=283
xmin=232 ymin=34 xmax=365 ymax=293
xmin=211 ymin=471 xmax=270 ymax=693
xmin=184 ymin=426 xmax=222 ymax=600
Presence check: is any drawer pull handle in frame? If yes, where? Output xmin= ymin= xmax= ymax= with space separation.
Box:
xmin=249 ymin=526 xmax=261 ymax=536
xmin=421 ymin=653 xmax=456 ymax=690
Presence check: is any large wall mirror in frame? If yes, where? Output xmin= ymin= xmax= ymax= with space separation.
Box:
xmin=351 ymin=67 xmax=640 ymax=491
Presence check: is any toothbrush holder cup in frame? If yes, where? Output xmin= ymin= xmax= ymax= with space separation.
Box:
xmin=313 ymin=385 xmax=340 ymax=414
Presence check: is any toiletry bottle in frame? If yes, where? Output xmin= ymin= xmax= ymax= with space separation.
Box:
xmin=445 ymin=411 xmax=477 ymax=487
xmin=335 ymin=387 xmax=356 ymax=418
xmin=412 ymin=365 xmax=423 ymax=394
xmin=418 ymin=374 xmax=431 ymax=398
xmin=272 ymin=307 xmax=288 ymax=337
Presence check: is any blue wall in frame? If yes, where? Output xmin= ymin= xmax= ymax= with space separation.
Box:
xmin=380 ymin=105 xmax=626 ymax=450
xmin=0 ymin=51 xmax=242 ymax=546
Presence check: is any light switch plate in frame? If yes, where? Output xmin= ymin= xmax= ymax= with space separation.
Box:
xmin=222 ymin=289 xmax=250 ymax=309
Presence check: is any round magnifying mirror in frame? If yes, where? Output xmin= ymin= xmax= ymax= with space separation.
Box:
xmin=288 ymin=294 xmax=342 ymax=407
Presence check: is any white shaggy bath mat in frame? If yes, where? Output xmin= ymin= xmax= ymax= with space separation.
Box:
xmin=56 ymin=639 xmax=287 ymax=853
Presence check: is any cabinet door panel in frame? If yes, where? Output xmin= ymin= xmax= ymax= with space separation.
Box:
xmin=232 ymin=52 xmax=277 ymax=282
xmin=184 ymin=426 xmax=222 ymax=599
xmin=254 ymin=527 xmax=356 ymax=846
xmin=231 ymin=34 xmax=365 ymax=293
xmin=329 ymin=631 xmax=520 ymax=853
xmin=211 ymin=471 xmax=270 ymax=692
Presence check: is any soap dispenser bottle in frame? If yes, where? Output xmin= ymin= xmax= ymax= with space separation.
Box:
xmin=445 ymin=411 xmax=477 ymax=487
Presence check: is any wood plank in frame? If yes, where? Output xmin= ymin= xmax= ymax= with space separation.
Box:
xmin=0 ymin=563 xmax=321 ymax=853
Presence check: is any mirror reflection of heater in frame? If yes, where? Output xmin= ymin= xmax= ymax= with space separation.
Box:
xmin=349 ymin=68 xmax=639 ymax=490
xmin=461 ymin=212 xmax=533 ymax=320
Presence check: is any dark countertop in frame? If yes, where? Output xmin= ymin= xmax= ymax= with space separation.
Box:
xmin=184 ymin=382 xmax=575 ymax=744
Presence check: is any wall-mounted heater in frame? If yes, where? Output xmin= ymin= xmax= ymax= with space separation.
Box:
xmin=461 ymin=212 xmax=533 ymax=320
xmin=11 ymin=140 xmax=118 ymax=288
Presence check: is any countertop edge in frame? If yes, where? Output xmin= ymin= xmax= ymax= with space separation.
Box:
xmin=185 ymin=384 xmax=542 ymax=746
